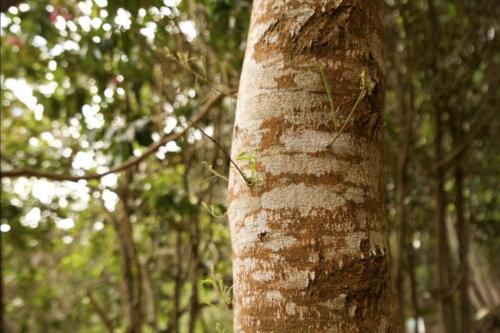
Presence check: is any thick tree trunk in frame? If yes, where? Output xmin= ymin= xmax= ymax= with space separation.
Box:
xmin=228 ymin=1 xmax=398 ymax=331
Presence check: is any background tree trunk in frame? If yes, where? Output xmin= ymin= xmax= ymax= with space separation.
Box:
xmin=187 ymin=218 xmax=200 ymax=333
xmin=427 ymin=1 xmax=457 ymax=331
xmin=114 ymin=172 xmax=143 ymax=333
xmin=433 ymin=102 xmax=457 ymax=333
xmin=228 ymin=1 xmax=398 ymax=331
xmin=392 ymin=31 xmax=413 ymax=330
xmin=171 ymin=232 xmax=182 ymax=333
xmin=449 ymin=107 xmax=471 ymax=333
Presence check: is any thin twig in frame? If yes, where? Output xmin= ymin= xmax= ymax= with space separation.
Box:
xmin=164 ymin=47 xmax=235 ymax=98
xmin=318 ymin=63 xmax=337 ymax=123
xmin=201 ymin=161 xmax=229 ymax=182
xmin=431 ymin=107 xmax=495 ymax=171
xmin=0 ymin=93 xmax=225 ymax=182
xmin=330 ymin=88 xmax=367 ymax=146
xmin=186 ymin=118 xmax=250 ymax=184
xmin=317 ymin=63 xmax=368 ymax=146
xmin=86 ymin=291 xmax=115 ymax=333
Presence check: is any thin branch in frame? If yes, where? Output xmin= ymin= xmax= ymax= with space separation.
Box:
xmin=161 ymin=45 xmax=235 ymax=98
xmin=431 ymin=107 xmax=495 ymax=171
xmin=201 ymin=161 xmax=229 ymax=183
xmin=186 ymin=118 xmax=249 ymax=184
xmin=86 ymin=291 xmax=115 ymax=333
xmin=318 ymin=63 xmax=337 ymax=124
xmin=330 ymin=88 xmax=367 ymax=146
xmin=0 ymin=93 xmax=225 ymax=182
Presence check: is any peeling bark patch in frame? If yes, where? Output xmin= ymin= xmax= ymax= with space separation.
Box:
xmin=253 ymin=3 xmax=351 ymax=62
xmin=252 ymin=1 xmax=381 ymax=65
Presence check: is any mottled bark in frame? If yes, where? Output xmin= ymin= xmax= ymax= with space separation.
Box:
xmin=228 ymin=1 xmax=398 ymax=332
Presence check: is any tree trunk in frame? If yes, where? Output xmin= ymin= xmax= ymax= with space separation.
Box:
xmin=427 ymin=1 xmax=457 ymax=331
xmin=87 ymin=291 xmax=115 ymax=333
xmin=434 ymin=101 xmax=457 ymax=333
xmin=390 ymin=2 xmax=416 ymax=329
xmin=228 ymin=1 xmax=398 ymax=331
xmin=407 ymin=246 xmax=420 ymax=333
xmin=449 ymin=109 xmax=471 ymax=333
xmin=392 ymin=42 xmax=412 ymax=332
xmin=114 ymin=172 xmax=143 ymax=333
xmin=171 ymin=231 xmax=182 ymax=333
xmin=187 ymin=217 xmax=200 ymax=333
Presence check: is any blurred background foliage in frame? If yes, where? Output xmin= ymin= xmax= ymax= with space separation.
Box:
xmin=0 ymin=0 xmax=499 ymax=332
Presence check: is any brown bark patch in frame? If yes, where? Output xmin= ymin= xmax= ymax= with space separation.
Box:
xmin=360 ymin=238 xmax=371 ymax=252
xmin=258 ymin=116 xmax=284 ymax=150
xmin=274 ymin=73 xmax=298 ymax=89
xmin=253 ymin=2 xmax=374 ymax=63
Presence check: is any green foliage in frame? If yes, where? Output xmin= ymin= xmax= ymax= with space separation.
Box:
xmin=201 ymin=202 xmax=226 ymax=219
xmin=236 ymin=151 xmax=260 ymax=186
xmin=202 ymin=160 xmax=229 ymax=183
xmin=201 ymin=272 xmax=233 ymax=310
xmin=215 ymin=322 xmax=230 ymax=333
xmin=1 ymin=0 xmax=498 ymax=332
xmin=1 ymin=0 xmax=243 ymax=332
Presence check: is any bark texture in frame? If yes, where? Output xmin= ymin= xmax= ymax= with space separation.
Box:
xmin=228 ymin=1 xmax=398 ymax=332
